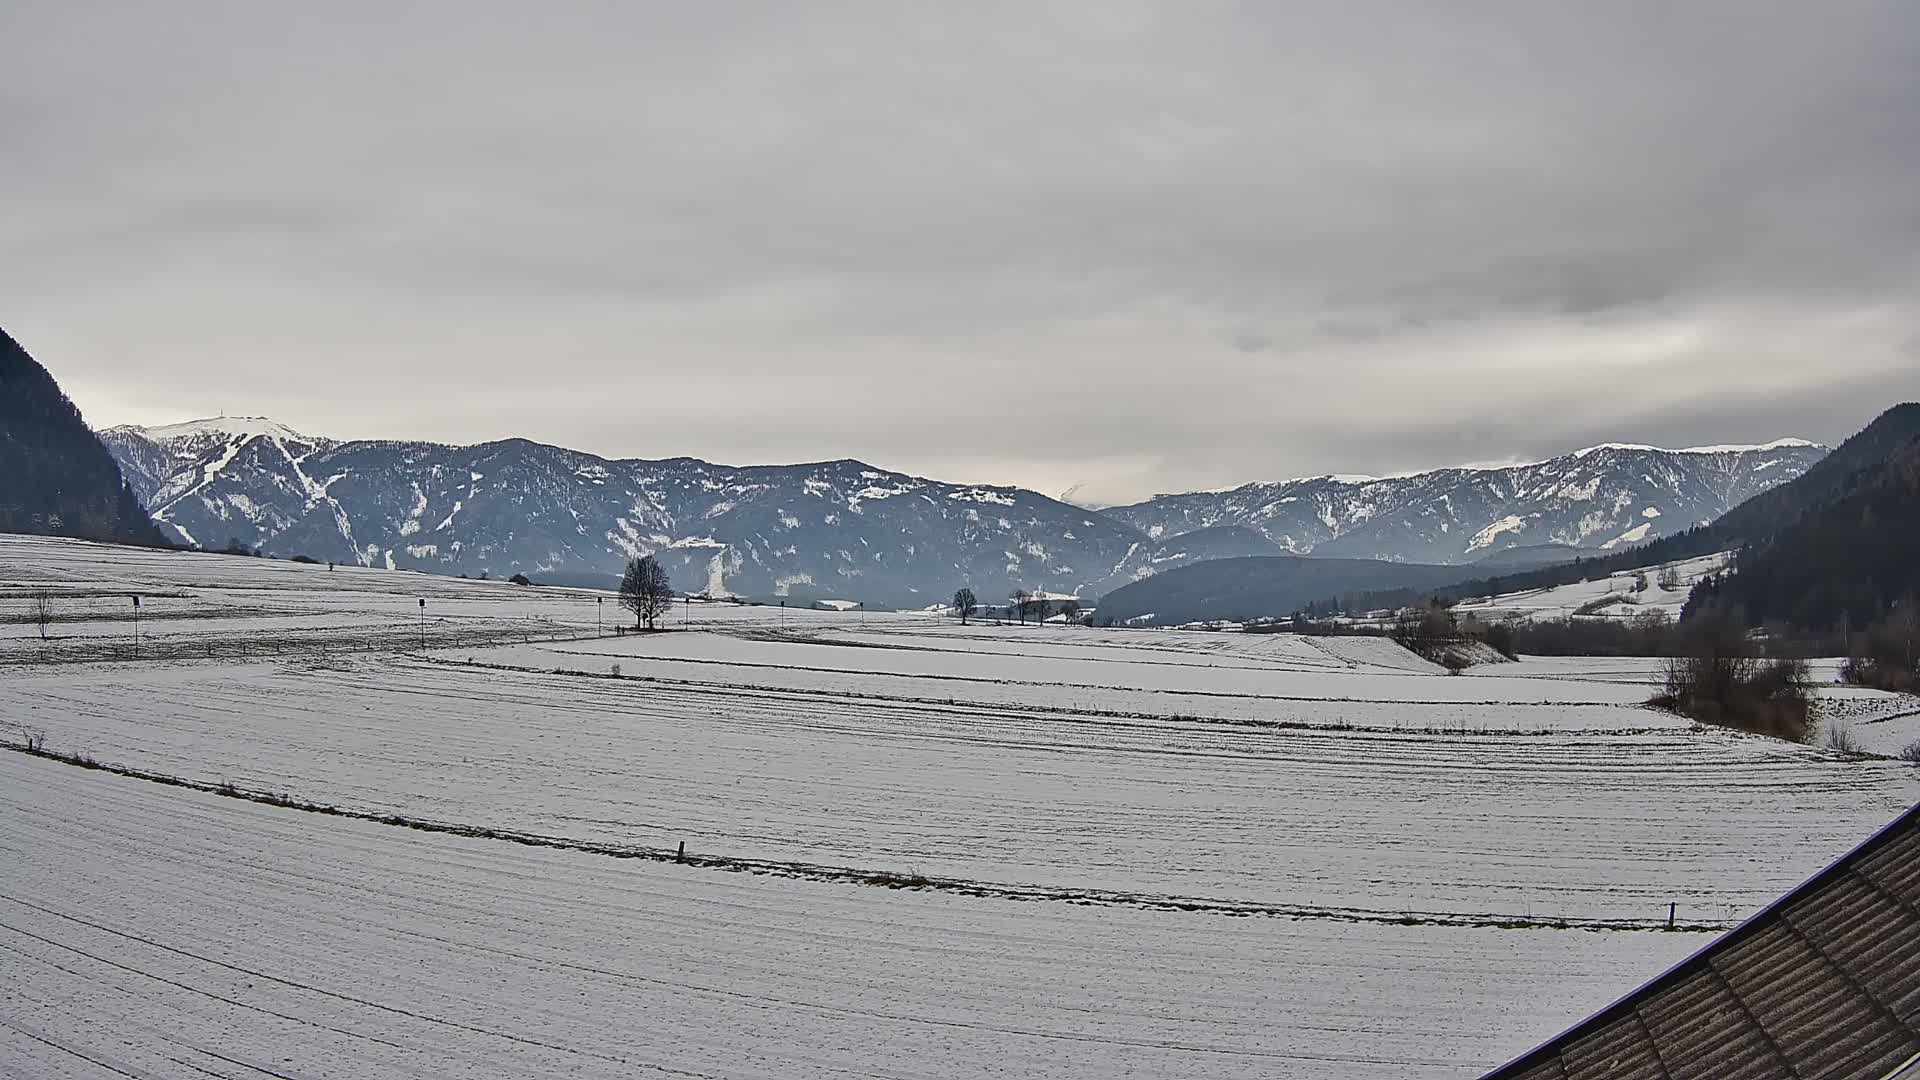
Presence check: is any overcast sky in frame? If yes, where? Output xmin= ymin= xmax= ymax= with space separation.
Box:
xmin=7 ymin=3 xmax=1917 ymax=505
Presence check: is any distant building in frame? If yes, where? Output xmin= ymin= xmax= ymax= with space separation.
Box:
xmin=1484 ymin=802 xmax=1920 ymax=1079
xmin=1026 ymin=591 xmax=1083 ymax=620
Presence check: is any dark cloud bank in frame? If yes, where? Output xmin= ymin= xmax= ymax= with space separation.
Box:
xmin=6 ymin=2 xmax=1917 ymax=504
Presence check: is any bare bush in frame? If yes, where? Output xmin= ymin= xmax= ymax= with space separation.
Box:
xmin=31 ymin=590 xmax=51 ymax=640
xmin=1652 ymin=611 xmax=1814 ymax=742
xmin=1823 ymin=723 xmax=1862 ymax=755
xmin=1898 ymin=740 xmax=1920 ymax=764
xmin=1390 ymin=600 xmax=1456 ymax=660
xmin=1841 ymin=602 xmax=1920 ymax=693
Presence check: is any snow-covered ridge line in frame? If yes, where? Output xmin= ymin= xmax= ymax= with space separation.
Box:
xmin=1573 ymin=437 xmax=1820 ymax=458
xmin=106 ymin=415 xmax=320 ymax=445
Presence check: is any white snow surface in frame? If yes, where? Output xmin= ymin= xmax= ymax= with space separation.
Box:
xmin=0 ymin=751 xmax=1699 ymax=1079
xmin=1453 ymin=551 xmax=1732 ymax=623
xmin=2 ymin=533 xmax=1916 ymax=1078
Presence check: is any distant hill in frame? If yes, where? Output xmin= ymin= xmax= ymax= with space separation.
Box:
xmin=1469 ymin=543 xmax=1583 ymax=570
xmin=1092 ymin=555 xmax=1467 ymax=626
xmin=1686 ymin=432 xmax=1920 ymax=631
xmin=0 ymin=328 xmax=166 ymax=546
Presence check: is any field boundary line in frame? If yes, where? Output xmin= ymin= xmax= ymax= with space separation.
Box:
xmin=3 ymin=740 xmax=1726 ymax=934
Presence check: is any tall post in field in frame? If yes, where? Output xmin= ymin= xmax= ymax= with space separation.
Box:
xmin=597 ymin=595 xmax=603 ymax=636
xmin=131 ymin=594 xmax=140 ymax=659
xmin=418 ymin=597 xmax=425 ymax=651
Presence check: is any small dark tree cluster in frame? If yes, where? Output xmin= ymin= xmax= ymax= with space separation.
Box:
xmin=1651 ymin=610 xmax=1814 ymax=742
xmin=1389 ymin=600 xmax=1457 ymax=660
xmin=1841 ymin=600 xmax=1919 ymax=693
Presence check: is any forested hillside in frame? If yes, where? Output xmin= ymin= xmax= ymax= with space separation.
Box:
xmin=0 ymin=328 xmax=166 ymax=546
xmin=1687 ymin=436 xmax=1920 ymax=631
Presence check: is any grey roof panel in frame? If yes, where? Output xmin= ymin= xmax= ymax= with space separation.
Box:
xmin=1485 ymin=804 xmax=1920 ymax=1080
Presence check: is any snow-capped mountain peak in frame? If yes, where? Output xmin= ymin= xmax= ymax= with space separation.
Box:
xmin=1570 ymin=436 xmax=1817 ymax=458
xmin=105 ymin=416 xmax=323 ymax=452
xmin=99 ymin=420 xmax=1828 ymax=599
xmin=1105 ymin=440 xmax=1827 ymax=565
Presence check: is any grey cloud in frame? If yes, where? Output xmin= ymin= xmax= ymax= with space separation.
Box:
xmin=4 ymin=1 xmax=1918 ymax=504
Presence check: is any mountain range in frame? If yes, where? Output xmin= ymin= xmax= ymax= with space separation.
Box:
xmin=1104 ymin=440 xmax=1825 ymax=563
xmin=98 ymin=415 xmax=1825 ymax=607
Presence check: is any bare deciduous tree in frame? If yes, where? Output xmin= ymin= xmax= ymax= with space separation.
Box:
xmin=31 ymin=590 xmax=52 ymax=641
xmin=1009 ymin=588 xmax=1031 ymax=625
xmin=952 ymin=587 xmax=977 ymax=625
xmin=620 ymin=555 xmax=674 ymax=630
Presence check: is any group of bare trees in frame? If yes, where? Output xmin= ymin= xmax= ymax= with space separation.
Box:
xmin=951 ymin=586 xmax=1080 ymax=626
xmin=1841 ymin=600 xmax=1919 ymax=693
xmin=1653 ymin=610 xmax=1814 ymax=741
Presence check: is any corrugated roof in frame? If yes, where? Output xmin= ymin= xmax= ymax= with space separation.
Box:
xmin=1484 ymin=803 xmax=1920 ymax=1080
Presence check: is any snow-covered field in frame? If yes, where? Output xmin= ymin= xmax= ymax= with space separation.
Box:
xmin=0 ymin=751 xmax=1698 ymax=1079
xmin=2 ymin=534 xmax=1916 ymax=1077
xmin=1451 ymin=551 xmax=1731 ymax=623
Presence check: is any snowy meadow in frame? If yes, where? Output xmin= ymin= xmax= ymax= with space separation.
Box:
xmin=3 ymin=534 xmax=1916 ymax=1078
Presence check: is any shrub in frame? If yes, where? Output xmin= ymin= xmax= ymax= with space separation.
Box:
xmin=1823 ymin=723 xmax=1863 ymax=755
xmin=290 ymin=554 xmax=320 ymax=564
xmin=1652 ymin=611 xmax=1814 ymax=742
xmin=1574 ymin=593 xmax=1635 ymax=616
xmin=1481 ymin=619 xmax=1520 ymax=660
xmin=1899 ymin=740 xmax=1920 ymax=764
xmin=1840 ymin=605 xmax=1919 ymax=693
xmin=509 ymin=573 xmax=532 ymax=586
